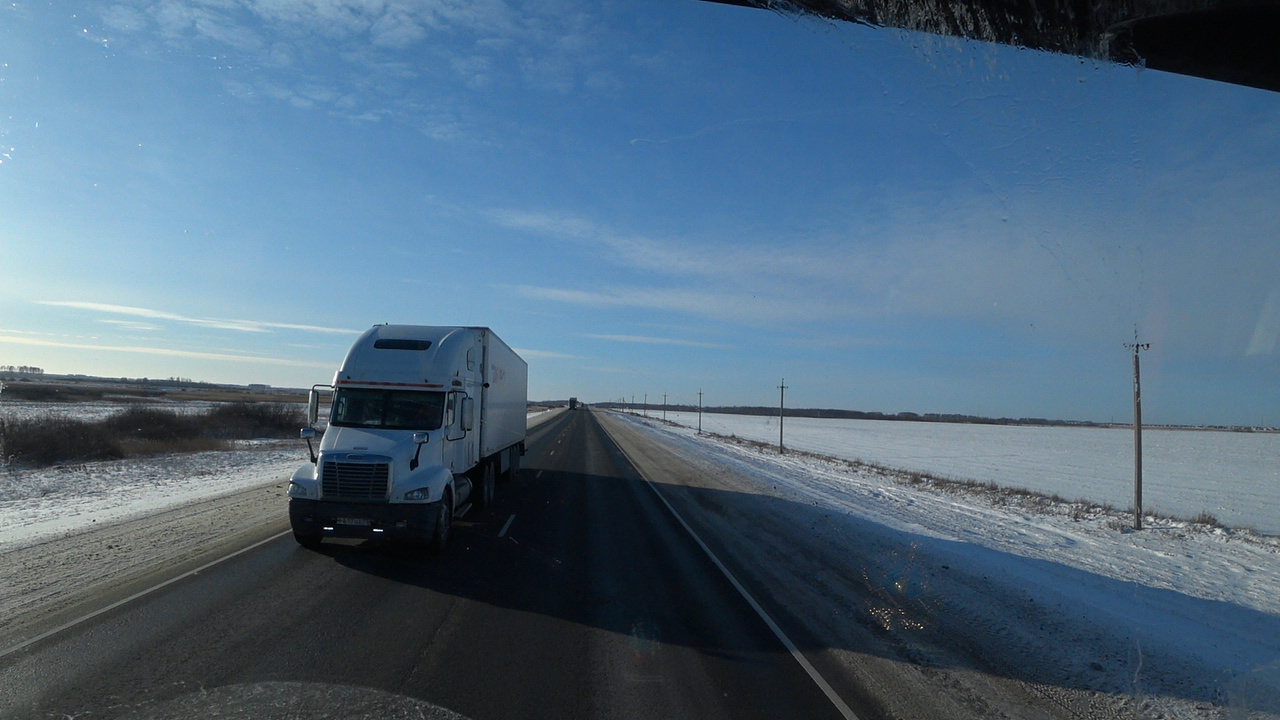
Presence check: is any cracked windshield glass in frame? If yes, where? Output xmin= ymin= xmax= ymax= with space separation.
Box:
xmin=2 ymin=0 xmax=1279 ymax=719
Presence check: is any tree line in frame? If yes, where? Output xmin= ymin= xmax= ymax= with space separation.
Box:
xmin=0 ymin=366 xmax=44 ymax=375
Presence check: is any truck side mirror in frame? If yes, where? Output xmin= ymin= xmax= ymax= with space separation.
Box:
xmin=307 ymin=388 xmax=320 ymax=426
xmin=300 ymin=426 xmax=318 ymax=464
xmin=410 ymin=432 xmax=429 ymax=470
xmin=462 ymin=397 xmax=475 ymax=432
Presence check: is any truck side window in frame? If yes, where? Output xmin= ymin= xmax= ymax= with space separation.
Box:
xmin=466 ymin=348 xmax=476 ymax=371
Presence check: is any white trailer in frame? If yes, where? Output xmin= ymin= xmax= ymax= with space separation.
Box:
xmin=288 ymin=325 xmax=528 ymax=550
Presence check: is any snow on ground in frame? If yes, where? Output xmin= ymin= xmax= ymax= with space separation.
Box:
xmin=0 ymin=399 xmax=222 ymax=423
xmin=0 ymin=441 xmax=305 ymax=551
xmin=0 ymin=410 xmax=564 ymax=552
xmin=527 ymin=407 xmax=564 ymax=428
xmin=659 ymin=410 xmax=1280 ymax=534
xmin=611 ymin=411 xmax=1280 ymax=716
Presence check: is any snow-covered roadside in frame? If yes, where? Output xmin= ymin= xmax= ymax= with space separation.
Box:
xmin=0 ymin=442 xmax=305 ymax=551
xmin=605 ymin=411 xmax=1280 ymax=718
xmin=1 ymin=412 xmax=561 ymax=552
xmin=527 ymin=407 xmax=564 ymax=429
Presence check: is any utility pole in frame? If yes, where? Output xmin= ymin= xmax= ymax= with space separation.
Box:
xmin=643 ymin=393 xmax=648 ymax=418
xmin=1124 ymin=331 xmax=1151 ymax=531
xmin=778 ymin=378 xmax=788 ymax=453
xmin=631 ymin=395 xmax=635 ymax=414
xmin=663 ymin=392 xmax=667 ymax=421
xmin=697 ymin=389 xmax=704 ymax=435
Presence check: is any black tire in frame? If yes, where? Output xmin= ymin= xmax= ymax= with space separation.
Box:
xmin=428 ymin=492 xmax=452 ymax=552
xmin=475 ymin=461 xmax=495 ymax=512
xmin=293 ymin=531 xmax=322 ymax=550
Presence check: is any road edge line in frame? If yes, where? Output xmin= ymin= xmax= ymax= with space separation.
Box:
xmin=0 ymin=529 xmax=292 ymax=661
xmin=600 ymin=413 xmax=861 ymax=720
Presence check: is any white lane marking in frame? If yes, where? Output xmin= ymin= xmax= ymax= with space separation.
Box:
xmin=498 ymin=514 xmax=515 ymax=538
xmin=613 ymin=443 xmax=861 ymax=720
xmin=549 ymin=450 xmax=555 ymax=456
xmin=0 ymin=529 xmax=292 ymax=661
xmin=535 ymin=470 xmax=544 ymax=480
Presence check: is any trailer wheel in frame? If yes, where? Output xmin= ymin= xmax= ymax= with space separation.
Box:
xmin=475 ymin=461 xmax=495 ymax=511
xmin=429 ymin=492 xmax=452 ymax=552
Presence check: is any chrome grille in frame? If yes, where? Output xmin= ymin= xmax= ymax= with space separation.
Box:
xmin=321 ymin=461 xmax=390 ymax=500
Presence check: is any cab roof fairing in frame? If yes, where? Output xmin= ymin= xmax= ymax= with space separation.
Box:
xmin=332 ymin=325 xmax=481 ymax=388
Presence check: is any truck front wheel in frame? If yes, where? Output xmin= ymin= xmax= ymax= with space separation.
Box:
xmin=428 ymin=493 xmax=452 ymax=552
xmin=293 ymin=531 xmax=322 ymax=550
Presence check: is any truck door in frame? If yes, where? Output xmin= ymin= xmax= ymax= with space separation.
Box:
xmin=442 ymin=391 xmax=476 ymax=473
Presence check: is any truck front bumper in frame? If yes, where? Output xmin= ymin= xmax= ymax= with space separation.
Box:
xmin=289 ymin=498 xmax=439 ymax=541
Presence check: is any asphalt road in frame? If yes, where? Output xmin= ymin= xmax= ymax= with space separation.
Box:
xmin=0 ymin=409 xmax=850 ymax=720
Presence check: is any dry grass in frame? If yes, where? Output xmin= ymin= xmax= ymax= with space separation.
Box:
xmin=1 ymin=402 xmax=304 ymax=468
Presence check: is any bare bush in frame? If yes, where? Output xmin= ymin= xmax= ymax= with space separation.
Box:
xmin=0 ymin=402 xmax=305 ymax=467
xmin=1191 ymin=511 xmax=1223 ymax=528
xmin=203 ymin=402 xmax=305 ymax=439
xmin=104 ymin=407 xmax=202 ymax=442
xmin=0 ymin=416 xmax=123 ymax=466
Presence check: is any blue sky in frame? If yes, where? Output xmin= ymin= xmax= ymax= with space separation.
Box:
xmin=2 ymin=0 xmax=1280 ymax=425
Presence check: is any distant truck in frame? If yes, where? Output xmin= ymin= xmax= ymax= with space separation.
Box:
xmin=569 ymin=397 xmax=578 ymax=411
xmin=289 ymin=325 xmax=528 ymax=550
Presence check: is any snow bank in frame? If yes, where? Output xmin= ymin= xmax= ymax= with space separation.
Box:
xmin=0 ymin=441 xmax=304 ymax=550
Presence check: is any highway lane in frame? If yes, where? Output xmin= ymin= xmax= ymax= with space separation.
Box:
xmin=0 ymin=408 xmax=848 ymax=720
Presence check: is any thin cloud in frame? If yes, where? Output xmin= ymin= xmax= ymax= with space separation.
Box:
xmin=113 ymin=0 xmax=609 ymax=128
xmin=100 ymin=319 xmax=161 ymax=331
xmin=513 ymin=347 xmax=582 ymax=360
xmin=583 ymin=334 xmax=729 ymax=349
xmin=0 ymin=335 xmax=334 ymax=369
xmin=38 ymin=301 xmax=360 ymax=335
xmin=485 ymin=209 xmax=856 ymax=285
xmin=503 ymin=284 xmax=840 ymax=325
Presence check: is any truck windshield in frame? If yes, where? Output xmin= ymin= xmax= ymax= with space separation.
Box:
xmin=330 ymin=389 xmax=446 ymax=431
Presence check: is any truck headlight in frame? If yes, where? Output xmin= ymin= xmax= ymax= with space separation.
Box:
xmin=288 ymin=481 xmax=314 ymax=499
xmin=404 ymin=487 xmax=431 ymax=501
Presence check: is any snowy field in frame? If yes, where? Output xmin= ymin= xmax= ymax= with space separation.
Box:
xmin=608 ymin=411 xmax=1280 ymax=717
xmin=653 ymin=410 xmax=1280 ymax=534
xmin=0 ymin=399 xmax=223 ymax=422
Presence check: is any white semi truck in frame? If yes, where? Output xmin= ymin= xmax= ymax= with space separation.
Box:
xmin=288 ymin=325 xmax=528 ymax=550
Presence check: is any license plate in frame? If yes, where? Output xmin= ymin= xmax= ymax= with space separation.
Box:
xmin=336 ymin=517 xmax=372 ymax=527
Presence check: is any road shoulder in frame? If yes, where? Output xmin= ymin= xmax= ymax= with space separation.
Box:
xmin=0 ymin=481 xmax=289 ymax=651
